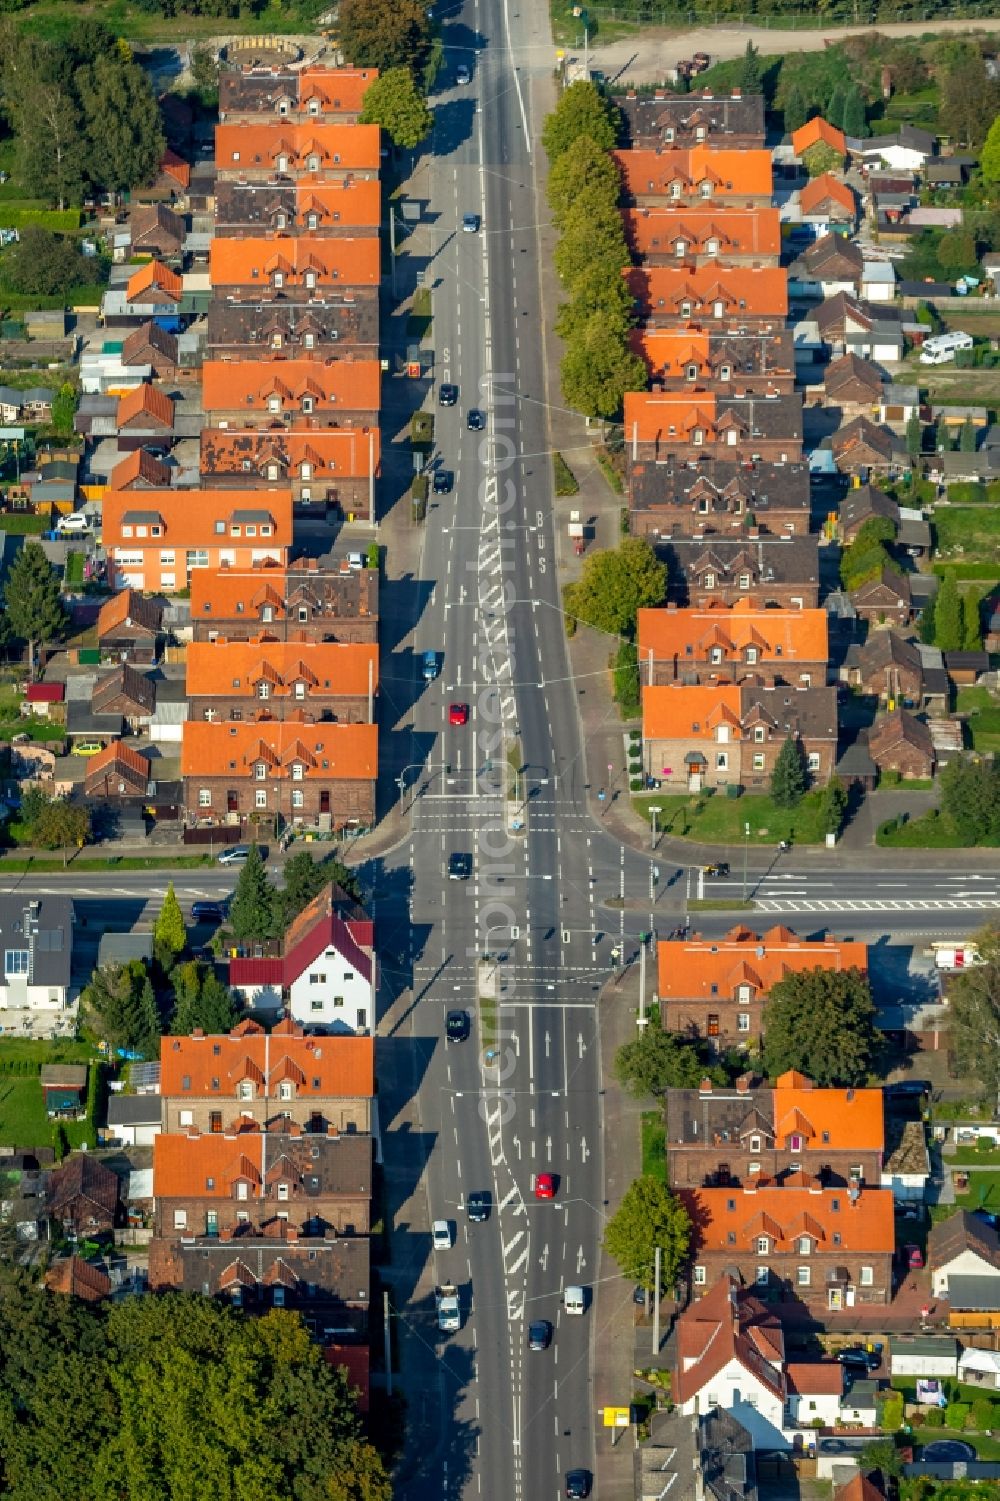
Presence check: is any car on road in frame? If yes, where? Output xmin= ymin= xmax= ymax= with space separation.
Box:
xmin=534 ymin=1172 xmax=556 ymax=1200
xmin=462 ymin=212 xmax=480 ymax=233
xmin=702 ymin=862 xmax=730 ymax=878
xmin=432 ymin=1219 xmax=453 ymax=1251
xmin=449 ymin=702 xmax=469 ymax=726
xmin=528 ymin=1320 xmax=552 ymax=1351
xmin=448 ymin=852 xmax=472 ymax=880
xmin=446 ymin=1009 xmax=470 ymax=1042
xmin=633 ymin=1285 xmax=648 ymax=1306
xmin=904 ymin=1243 xmax=924 ymax=1269
xmin=422 ymin=650 xmax=439 ymax=681
xmin=837 ymin=1346 xmax=880 ymax=1372
xmin=432 ymin=469 xmax=453 ymax=494
xmin=439 ymin=383 xmax=458 ymax=406
xmin=565 ymin=1471 xmax=591 ymax=1499
xmin=56 ymin=511 xmax=91 ymax=533
xmin=466 ymin=1191 xmax=490 ymax=1222
xmin=70 ymin=740 xmax=104 ymax=756
xmin=218 ymin=844 xmax=251 ymax=865
xmin=191 ymin=902 xmax=224 ymax=924
xmin=455 ymin=63 xmax=471 ymax=84
xmin=467 ymin=408 xmax=485 ymax=431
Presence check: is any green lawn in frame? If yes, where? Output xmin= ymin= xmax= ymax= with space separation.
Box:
xmin=641 ymin=1111 xmax=666 ymax=1185
xmin=910 ymin=1428 xmax=1000 ymax=1461
xmin=956 ymin=687 xmax=1000 ymax=754
xmin=932 ymin=504 xmax=1000 ymax=565
xmin=632 ymin=789 xmax=830 ymax=846
xmin=0 ymin=854 xmax=212 ymax=871
xmin=64 ymin=551 xmax=85 ymax=589
xmin=943 ymin=1170 xmax=1000 ymax=1213
xmin=877 ymin=810 xmax=1000 ymax=849
xmin=0 ymin=514 xmax=47 ymax=534
xmin=949 ymin=1145 xmax=1000 ymax=1165
xmin=0 ymin=1075 xmax=53 ymax=1148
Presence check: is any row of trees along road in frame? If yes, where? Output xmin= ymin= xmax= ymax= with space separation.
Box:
xmin=543 ymin=83 xmax=647 ymax=421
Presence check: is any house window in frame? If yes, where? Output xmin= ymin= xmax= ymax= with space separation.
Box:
xmin=833 ymin=1231 xmax=842 ymax=1245
xmin=707 ymin=238 xmax=719 ymax=255
xmin=749 ymin=1161 xmax=761 ymax=1175
xmin=707 ymin=1014 xmax=720 ymax=1036
xmin=756 ymin=1236 xmax=769 ymax=1254
xmin=737 ymin=984 xmax=751 ymax=1003
xmin=686 ymin=363 xmax=698 ymax=380
xmin=755 ymin=1266 xmax=768 ymax=1284
xmin=255 ymin=762 xmax=267 ymax=780
xmin=307 ymin=212 xmax=318 ymax=229
xmin=179 ymin=1109 xmax=193 ymax=1126
xmin=710 ymin=646 xmax=724 ymax=664
xmin=680 ymin=300 xmax=692 ymax=318
xmin=304 ymin=332 xmax=315 ymax=349
xmin=716 ymin=753 xmax=728 ymax=770
xmin=797 ymin=1266 xmax=811 ymax=1287
xmin=831 ymin=1198 xmax=841 ymax=1212
xmin=255 ymin=789 xmax=267 ymax=809
xmin=693 ymin=1265 xmax=706 ymax=1285
xmin=311 ymin=998 xmax=324 ymax=1013
xmin=236 ymin=1181 xmax=249 ymax=1201
xmin=173 ymin=1210 xmax=187 ymax=1230
xmin=692 ymin=428 xmax=704 ymax=446
xmin=311 ymin=973 xmax=327 ymax=986
xmin=238 ymin=1080 xmax=254 ymax=1100
xmin=257 ymin=681 xmax=270 ymax=700
xmin=860 ymin=1265 xmax=874 ymax=1286
xmin=357 ymin=1009 xmax=367 ymax=1028
xmin=273 ymin=272 xmax=284 ymax=289
xmin=738 ymin=573 xmax=751 ymax=590
xmin=198 ymin=789 xmax=211 ymax=808
xmin=798 ymin=1236 xmax=811 ymax=1255
xmin=278 ymin=1081 xmax=293 ymax=1101
xmin=267 ymin=464 xmax=279 ymax=481
xmin=808 ymin=752 xmax=821 ymax=772
xmin=752 ymin=755 xmax=765 ymax=771
xmin=789 ymin=1134 xmax=803 ymax=1152
xmin=754 ymin=726 xmax=766 ymax=743
xmin=277 ymin=1182 xmax=289 ymax=1201
xmin=209 ymin=1111 xmax=222 ymax=1133
xmin=746 ymin=647 xmax=758 ymax=665
xmin=738 ymin=1013 xmax=750 ymax=1032
xmin=273 ymin=1287 xmax=285 ymax=1307
xmin=704 ymin=572 xmax=715 ymax=588
xmin=750 ymin=1135 xmax=761 ymax=1153
xmin=294 ymin=681 xmax=306 ymax=700
xmin=4 ymin=950 xmax=28 ymax=977
xmin=291 ymin=789 xmax=304 ymax=808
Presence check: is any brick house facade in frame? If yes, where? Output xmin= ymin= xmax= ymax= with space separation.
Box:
xmin=656 ymin=535 xmax=820 ymax=609
xmin=185 ymin=639 xmax=377 ymax=724
xmin=205 ymin=299 xmax=379 ymax=362
xmin=624 ymin=391 xmax=802 ymax=466
xmin=214 ymin=124 xmax=381 ymax=182
xmin=637 ymin=601 xmax=828 ymax=688
xmin=190 ymin=563 xmax=379 ymax=645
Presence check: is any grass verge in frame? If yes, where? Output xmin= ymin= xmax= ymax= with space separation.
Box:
xmin=688 ymin=899 xmax=755 ymax=912
xmin=641 ymin=1111 xmax=666 ymax=1184
xmin=0 ymin=854 xmax=214 ymax=871
xmin=478 ymin=995 xmax=498 ymax=1048
xmin=553 ymin=451 xmax=579 ymax=496
xmin=632 ymin=789 xmax=830 ymax=845
xmin=876 ymin=811 xmax=999 ymax=849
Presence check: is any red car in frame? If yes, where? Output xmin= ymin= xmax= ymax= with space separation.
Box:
xmin=449 ymin=703 xmax=469 ymax=726
xmin=905 ymin=1243 xmax=924 ymax=1269
xmin=535 ymin=1172 xmax=556 ymax=1200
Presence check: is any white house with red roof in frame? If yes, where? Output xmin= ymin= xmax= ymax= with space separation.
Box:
xmin=229 ymin=882 xmax=375 ymax=1034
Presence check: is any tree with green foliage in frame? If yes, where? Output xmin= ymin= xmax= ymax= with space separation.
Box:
xmin=820 ymin=775 xmax=848 ymax=837
xmin=842 ymin=86 xmax=866 ymax=139
xmin=763 ymin=967 xmax=881 ymax=1086
xmin=906 ymin=413 xmax=922 ymax=464
xmin=3 ymin=541 xmax=67 ymax=675
xmin=188 ymin=46 xmax=220 ymax=109
xmin=170 ymin=960 xmax=240 ymax=1036
xmin=604 ymin=1176 xmax=691 ymax=1293
xmin=983 ymin=114 xmax=1000 ymax=184
xmin=939 ymin=230 xmax=979 ymax=278
xmin=554 ymin=188 xmax=629 ymax=289
xmin=940 ymin=757 xmax=1000 ymax=847
xmin=50 ymin=383 xmax=78 ymax=439
xmin=613 ymin=638 xmax=640 ymax=719
xmin=840 ymin=514 xmax=896 ymax=591
xmin=338 ymin=0 xmax=430 ymax=76
xmin=555 ymin=261 xmax=636 ymax=343
xmin=948 ymin=923 xmax=1000 ymax=1115
xmin=934 ymin=571 xmax=964 ymax=652
xmin=615 ymin=1027 xmax=724 ymax=1098
xmin=77 ymin=52 xmax=165 ymax=193
xmin=563 ymin=537 xmax=666 ymax=639
xmin=547 ymin=133 xmax=620 ymax=227
xmin=770 ymin=734 xmax=807 ymax=807
xmin=940 ymin=52 xmax=1000 ymax=149
xmin=962 ymin=593 xmax=982 ymax=650
xmin=740 ymin=42 xmax=763 ymax=97
xmin=278 ymin=851 xmax=359 ymax=929
xmin=228 ymin=844 xmax=276 ymax=945
xmin=359 ymin=66 xmax=433 ymax=148
xmin=31 ymin=799 xmax=89 ymax=863
xmin=542 ymin=80 xmax=619 ymax=160
xmin=783 ymin=86 xmax=808 ymax=135
xmin=802 ymin=140 xmax=843 ymax=177
xmin=959 ymin=416 xmax=978 ymax=453
xmin=0 ymin=226 xmax=90 ymax=298
xmin=155 ymin=883 xmax=187 ymax=962
xmin=560 ymin=315 xmax=647 ymax=420
xmin=918 ymin=585 xmax=937 ymax=646
xmin=856 ymin=1443 xmax=904 ymax=1482
xmin=825 ymin=86 xmax=845 ymax=131
xmin=11 ymin=81 xmax=86 ymax=210
xmin=82 ymin=961 xmax=161 ymax=1057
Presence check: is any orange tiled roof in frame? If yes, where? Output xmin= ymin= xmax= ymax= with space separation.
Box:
xmin=792 ymin=117 xmax=846 ymax=157
xmin=109 ymin=449 xmax=172 ymax=490
xmin=614 ymin=147 xmax=772 ymax=200
xmin=632 ymin=329 xmax=709 ymax=380
xmin=215 ymin=122 xmax=381 ymax=171
xmin=160 ymin=148 xmax=190 ymax=188
xmin=85 ymin=741 xmax=150 ymax=781
xmin=772 ymin=1071 xmax=884 ymax=1154
xmin=181 ymin=719 xmax=377 ymax=781
xmin=102 ymin=488 xmax=293 ymax=550
xmin=96 ymin=588 xmax=161 ymax=639
xmin=159 ymin=1022 xmax=374 ymax=1098
xmin=674 ymin=1273 xmax=785 ymax=1404
xmin=626 ymin=263 xmax=788 ymax=319
xmin=622 ymin=206 xmax=781 ymax=259
xmin=116 ymin=383 xmax=175 ymax=430
xmin=189 ymin=561 xmax=372 ymax=622
xmin=637 ymin=600 xmax=828 ymax=665
xmin=799 ymin=173 xmax=855 ymax=216
xmin=198 ymin=427 xmax=380 ymax=480
xmin=186 ymin=639 xmax=378 ymax=698
xmin=298 ymin=65 xmax=378 ymax=114
xmin=643 ymin=682 xmax=741 ymax=741
xmin=681 ymin=1183 xmax=894 ymax=1254
xmin=126 ymin=260 xmax=182 ymax=302
xmin=657 ymin=924 xmax=868 ymax=998
xmin=201 ymin=358 xmax=380 ymax=413
xmin=624 ymin=389 xmax=717 ymax=444
xmin=251 ymin=176 xmax=382 ymax=227
xmin=209 ymin=236 xmax=379 ymax=288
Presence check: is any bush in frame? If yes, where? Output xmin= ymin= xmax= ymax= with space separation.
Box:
xmin=978 ymin=1135 xmax=997 ymax=1153
xmin=970 ymin=1398 xmax=998 ymax=1431
xmin=630 ymin=776 xmax=644 ymax=791
xmin=553 ymin=451 xmax=579 ymax=496
xmin=0 ymin=207 xmax=81 ymax=232
xmin=924 ymin=1407 xmax=946 ymax=1427
xmin=946 ymin=1402 xmax=970 ymax=1431
xmin=881 ymin=1392 xmax=904 ymax=1431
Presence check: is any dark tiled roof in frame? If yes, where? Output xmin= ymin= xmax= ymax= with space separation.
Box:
xmin=616 ymin=90 xmax=765 ymax=148
xmin=631 ymin=458 xmax=810 ymax=514
xmin=206 ymin=296 xmax=378 ymax=352
xmin=657 ymin=533 xmax=820 ymax=589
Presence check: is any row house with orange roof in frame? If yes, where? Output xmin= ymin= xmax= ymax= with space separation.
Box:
xmin=206 ymin=296 xmax=379 ymax=362
xmin=181 ymin=720 xmax=376 ymax=829
xmin=623 ymin=206 xmax=781 ymax=267
xmin=683 ymin=1179 xmax=895 ymax=1308
xmin=102 ymin=486 xmax=293 ymax=593
xmin=615 ymin=146 xmax=773 ymax=208
xmin=102 ymin=260 xmax=184 ymax=328
xmin=159 ymin=1019 xmax=374 ymax=1136
xmin=115 ymin=384 xmax=176 ymax=451
xmin=642 ymin=682 xmax=839 ymax=800
xmin=657 ymin=923 xmax=868 ymax=1047
xmin=215 ymin=123 xmax=381 ymax=182
xmin=637 ymin=600 xmax=828 ymax=687
xmin=631 ymin=327 xmax=796 ymax=394
xmin=186 ymin=639 xmax=378 ymax=724
xmin=208 ymin=236 xmax=380 ymax=301
xmin=199 ymin=426 xmax=379 ymax=516
xmin=201 ymin=358 xmax=380 ymax=429
xmin=623 ymin=390 xmax=803 ymax=465
xmin=665 ymin=1069 xmax=884 ymax=1190
xmin=626 ymin=264 xmax=788 ymax=329
xmin=616 ymin=89 xmax=766 ymax=151
xmin=214 ymin=178 xmax=382 ymax=237
xmin=191 ymin=561 xmax=378 ymax=645
xmin=219 ymin=65 xmax=377 ymax=124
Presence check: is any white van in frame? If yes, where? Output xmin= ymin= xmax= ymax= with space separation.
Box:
xmin=563 ymin=1285 xmax=586 ymax=1315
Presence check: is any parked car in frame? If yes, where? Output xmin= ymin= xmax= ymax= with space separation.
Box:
xmin=905 ymin=1243 xmax=924 ymax=1269
xmin=56 ymin=512 xmax=91 ymax=533
xmin=455 ymin=62 xmax=471 ymax=84
xmin=837 ymin=1346 xmax=880 ymax=1372
xmin=70 ymin=740 xmax=104 ymax=757
xmin=191 ymin=902 xmax=224 ymax=924
xmin=886 ymin=1079 xmax=931 ymax=1098
xmin=218 ymin=844 xmax=251 ymax=865
xmin=432 ymin=1220 xmax=453 ymax=1251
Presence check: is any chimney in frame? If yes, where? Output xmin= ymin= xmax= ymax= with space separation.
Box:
xmin=731 ymin=87 xmax=742 ymax=98
xmin=286 ymin=1226 xmax=299 ymax=1243
xmin=699 ymin=1077 xmax=713 ymax=1093
xmin=735 ymin=1073 xmax=752 ymax=1094
xmin=220 ymin=1227 xmax=234 ymax=1241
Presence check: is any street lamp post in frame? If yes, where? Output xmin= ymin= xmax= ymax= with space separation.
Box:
xmin=648 ymin=804 xmax=662 ymax=850
xmin=742 ymin=822 xmax=751 ymax=902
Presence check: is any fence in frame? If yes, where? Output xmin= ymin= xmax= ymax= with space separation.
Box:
xmin=579 ymin=0 xmax=1000 ymax=27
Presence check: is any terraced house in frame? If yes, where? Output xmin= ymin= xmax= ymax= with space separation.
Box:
xmin=208 ymin=237 xmax=380 ymax=300
xmin=199 ymin=427 xmax=379 ymax=516
xmin=206 ymin=299 xmax=379 ymax=361
xmin=185 ymin=639 xmax=378 ymax=723
xmin=213 ymin=178 xmax=382 ymax=237
xmin=214 ymin=123 xmax=381 ymax=181
xmin=622 ymin=206 xmax=781 ymax=267
xmin=614 ymin=147 xmax=773 ymax=207
xmin=628 ymin=458 xmax=811 ymax=540
xmin=201 ymin=358 xmax=380 ymax=429
xmin=219 ymin=66 xmax=378 ymax=124
xmin=102 ymin=487 xmax=293 ymax=592
xmin=637 ymin=600 xmax=828 ymax=687
xmin=617 ymin=88 xmax=766 ymax=151
xmin=624 ymin=390 xmax=802 ymax=463
xmin=190 ymin=561 xmax=379 ymax=645
xmin=631 ymin=327 xmax=796 ymax=392
xmin=625 ymin=265 xmax=788 ymax=329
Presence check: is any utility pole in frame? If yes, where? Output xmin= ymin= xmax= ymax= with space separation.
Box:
xmin=384 ymin=1289 xmax=392 ymax=1396
xmin=639 ymin=939 xmax=646 ymax=1029
xmin=652 ymin=1245 xmax=661 ymax=1356
xmin=742 ymin=821 xmax=750 ymax=902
